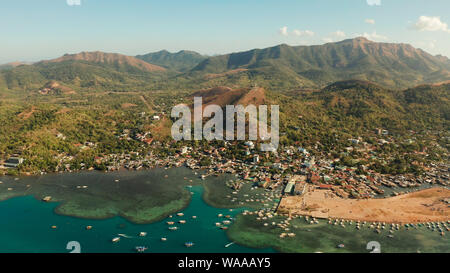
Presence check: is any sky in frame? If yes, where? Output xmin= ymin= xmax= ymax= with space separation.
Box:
xmin=1 ymin=0 xmax=450 ymax=63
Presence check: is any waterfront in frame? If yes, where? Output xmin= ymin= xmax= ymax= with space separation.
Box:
xmin=0 ymin=185 xmax=274 ymax=253
xmin=0 ymin=168 xmax=448 ymax=253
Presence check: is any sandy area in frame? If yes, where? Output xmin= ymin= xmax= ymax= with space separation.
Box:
xmin=278 ymin=187 xmax=450 ymax=224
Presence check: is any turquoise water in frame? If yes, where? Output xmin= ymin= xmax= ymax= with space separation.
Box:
xmin=0 ymin=186 xmax=275 ymax=253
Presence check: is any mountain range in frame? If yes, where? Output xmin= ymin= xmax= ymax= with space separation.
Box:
xmin=190 ymin=37 xmax=450 ymax=89
xmin=136 ymin=50 xmax=206 ymax=72
xmin=1 ymin=37 xmax=450 ymax=91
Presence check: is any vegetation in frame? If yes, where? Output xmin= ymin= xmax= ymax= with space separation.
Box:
xmin=0 ymin=38 xmax=449 ymax=175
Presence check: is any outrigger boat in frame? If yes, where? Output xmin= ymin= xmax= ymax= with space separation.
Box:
xmin=185 ymin=242 xmax=194 ymax=247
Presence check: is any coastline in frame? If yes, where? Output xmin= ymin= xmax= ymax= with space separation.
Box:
xmin=0 ymin=167 xmax=200 ymax=225
xmin=278 ymin=187 xmax=450 ymax=224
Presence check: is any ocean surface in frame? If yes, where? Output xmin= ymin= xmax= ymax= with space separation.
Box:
xmin=0 ymin=184 xmax=275 ymax=253
xmin=0 ymin=169 xmax=448 ymax=253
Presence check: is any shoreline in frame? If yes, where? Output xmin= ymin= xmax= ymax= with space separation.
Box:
xmin=278 ymin=187 xmax=450 ymax=224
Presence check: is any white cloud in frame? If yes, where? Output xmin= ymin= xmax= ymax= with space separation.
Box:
xmin=365 ymin=19 xmax=376 ymax=25
xmin=333 ymin=30 xmax=346 ymax=38
xmin=279 ymin=26 xmax=288 ymax=36
xmin=322 ymin=38 xmax=333 ymax=43
xmin=67 ymin=0 xmax=81 ymax=6
xmin=360 ymin=31 xmax=388 ymax=41
xmin=414 ymin=16 xmax=450 ymax=33
xmin=293 ymin=29 xmax=315 ymax=37
xmin=367 ymin=0 xmax=381 ymax=6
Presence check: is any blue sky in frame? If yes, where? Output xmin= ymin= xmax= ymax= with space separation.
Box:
xmin=1 ymin=0 xmax=450 ymax=63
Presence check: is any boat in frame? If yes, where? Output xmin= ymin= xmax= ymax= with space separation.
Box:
xmin=185 ymin=242 xmax=194 ymax=247
xmin=177 ymin=213 xmax=184 ymax=216
xmin=179 ymin=220 xmax=186 ymax=224
xmin=112 ymin=237 xmax=121 ymax=243
xmin=42 ymin=196 xmax=52 ymax=202
xmin=225 ymin=242 xmax=235 ymax=248
xmin=161 ymin=237 xmax=167 ymax=241
xmin=135 ymin=246 xmax=148 ymax=253
xmin=167 ymin=221 xmax=175 ymax=225
xmin=139 ymin=232 xmax=147 ymax=237
xmin=337 ymin=244 xmax=345 ymax=249
xmin=221 ymin=226 xmax=228 ymax=230
xmin=118 ymin=233 xmax=133 ymax=238
xmin=168 ymin=226 xmax=178 ymax=231
xmin=86 ymin=226 xmax=93 ymax=230
xmin=192 ymin=216 xmax=197 ymax=219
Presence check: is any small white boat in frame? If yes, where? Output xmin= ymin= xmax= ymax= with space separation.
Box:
xmin=161 ymin=237 xmax=167 ymax=241
xmin=185 ymin=242 xmax=194 ymax=247
xmin=177 ymin=213 xmax=184 ymax=217
xmin=139 ymin=232 xmax=147 ymax=237
xmin=225 ymin=242 xmax=235 ymax=248
xmin=112 ymin=237 xmax=120 ymax=243
xmin=179 ymin=220 xmax=186 ymax=224
xmin=168 ymin=226 xmax=178 ymax=231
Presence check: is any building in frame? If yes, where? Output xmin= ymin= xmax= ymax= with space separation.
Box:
xmin=4 ymin=157 xmax=24 ymax=168
xmin=253 ymin=154 xmax=260 ymax=163
xmin=284 ymin=181 xmax=295 ymax=195
xmin=244 ymin=141 xmax=255 ymax=149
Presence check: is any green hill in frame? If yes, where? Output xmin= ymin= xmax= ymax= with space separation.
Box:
xmin=0 ymin=52 xmax=169 ymax=90
xmin=136 ymin=50 xmax=206 ymax=72
xmin=190 ymin=37 xmax=450 ymax=89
